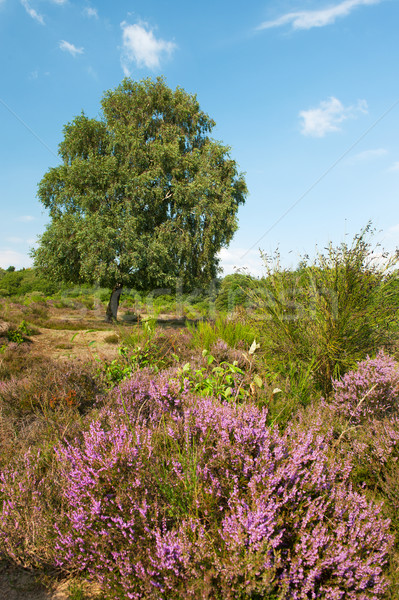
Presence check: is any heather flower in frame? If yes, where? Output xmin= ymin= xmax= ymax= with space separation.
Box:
xmin=331 ymin=350 xmax=399 ymax=423
xmin=49 ymin=371 xmax=392 ymax=599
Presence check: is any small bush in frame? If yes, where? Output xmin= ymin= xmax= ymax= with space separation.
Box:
xmin=6 ymin=329 xmax=25 ymax=345
xmin=104 ymin=333 xmax=119 ymax=344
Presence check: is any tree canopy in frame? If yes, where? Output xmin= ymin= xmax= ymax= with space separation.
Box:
xmin=32 ymin=77 xmax=247 ymax=315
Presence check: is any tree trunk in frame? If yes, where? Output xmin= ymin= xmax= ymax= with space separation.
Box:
xmin=106 ymin=283 xmax=123 ymax=322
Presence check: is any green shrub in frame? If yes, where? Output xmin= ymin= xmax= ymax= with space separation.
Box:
xmin=6 ymin=329 xmax=25 ymax=345
xmin=178 ymin=342 xmax=263 ymax=403
xmin=248 ymin=225 xmax=399 ymax=395
xmin=215 ymin=272 xmax=258 ymax=311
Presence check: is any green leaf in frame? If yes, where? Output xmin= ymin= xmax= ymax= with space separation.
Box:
xmin=253 ymin=374 xmax=263 ymax=388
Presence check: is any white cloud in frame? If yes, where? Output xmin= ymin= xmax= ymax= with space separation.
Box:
xmin=299 ymin=96 xmax=368 ymax=137
xmin=6 ymin=237 xmax=25 ymax=244
xmin=0 ymin=250 xmax=32 ymax=270
xmin=120 ymin=21 xmax=177 ymax=74
xmin=348 ymin=148 xmax=388 ymax=163
xmin=388 ymin=161 xmax=399 ymax=172
xmin=21 ymin=0 xmax=45 ymax=25
xmin=258 ymin=0 xmax=382 ymax=31
xmin=51 ymin=0 xmax=68 ymax=4
xmin=59 ymin=40 xmax=84 ymax=57
xmin=218 ymin=247 xmax=265 ymax=277
xmin=15 ymin=215 xmax=35 ymax=222
xmin=84 ymin=7 xmax=98 ymax=18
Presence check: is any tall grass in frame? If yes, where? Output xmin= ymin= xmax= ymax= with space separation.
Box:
xmin=187 ymin=314 xmax=258 ymax=351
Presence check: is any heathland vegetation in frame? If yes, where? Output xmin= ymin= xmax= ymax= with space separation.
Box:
xmin=1 ymin=228 xmax=399 ymax=599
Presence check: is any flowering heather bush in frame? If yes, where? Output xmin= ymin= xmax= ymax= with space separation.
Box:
xmin=331 ymin=350 xmax=399 ymax=423
xmin=47 ymin=370 xmax=392 ymax=599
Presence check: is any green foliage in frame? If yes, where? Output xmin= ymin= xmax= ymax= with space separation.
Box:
xmin=100 ymin=324 xmax=164 ymax=386
xmin=0 ymin=270 xmax=23 ymax=296
xmin=17 ymin=320 xmax=38 ymax=336
xmin=100 ymin=347 xmax=139 ymax=387
xmin=215 ymin=272 xmax=258 ymax=311
xmin=178 ymin=342 xmax=263 ymax=402
xmin=6 ymin=329 xmax=25 ymax=345
xmin=188 ymin=314 xmax=258 ymax=350
xmin=32 ymin=77 xmax=247 ymax=297
xmin=4 ymin=320 xmax=37 ymax=345
xmin=0 ymin=268 xmax=59 ymax=297
xmin=249 ymin=225 xmax=399 ymax=395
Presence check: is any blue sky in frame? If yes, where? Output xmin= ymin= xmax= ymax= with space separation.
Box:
xmin=1 ymin=0 xmax=399 ymax=276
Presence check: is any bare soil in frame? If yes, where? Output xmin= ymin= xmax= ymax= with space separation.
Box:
xmin=0 ymin=561 xmax=102 ymax=600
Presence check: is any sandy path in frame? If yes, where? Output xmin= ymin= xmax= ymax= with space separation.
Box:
xmin=0 ymin=562 xmax=102 ymax=600
xmin=29 ymin=326 xmax=120 ymax=363
xmin=0 ymin=562 xmax=59 ymax=600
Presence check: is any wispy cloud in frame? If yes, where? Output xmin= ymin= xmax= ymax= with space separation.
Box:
xmin=348 ymin=148 xmax=388 ymax=163
xmin=84 ymin=7 xmax=98 ymax=18
xmin=388 ymin=161 xmax=399 ymax=172
xmin=258 ymin=0 xmax=382 ymax=31
xmin=299 ymin=96 xmax=368 ymax=137
xmin=21 ymin=0 xmax=45 ymax=25
xmin=15 ymin=215 xmax=35 ymax=222
xmin=59 ymin=40 xmax=84 ymax=57
xmin=0 ymin=249 xmax=32 ymax=269
xmin=120 ymin=21 xmax=177 ymax=74
xmin=6 ymin=237 xmax=25 ymax=244
xmin=87 ymin=65 xmax=98 ymax=80
xmin=51 ymin=0 xmax=68 ymax=4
